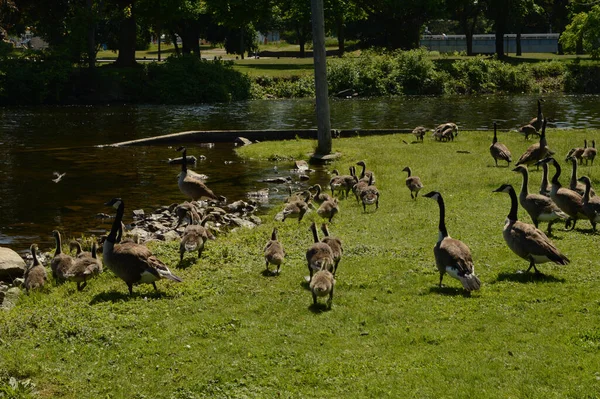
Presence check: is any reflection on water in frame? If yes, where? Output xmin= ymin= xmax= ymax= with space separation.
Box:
xmin=0 ymin=94 xmax=598 ymax=248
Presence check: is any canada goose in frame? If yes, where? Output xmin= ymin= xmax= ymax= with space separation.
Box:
xmin=539 ymin=161 xmax=551 ymax=197
xmin=568 ymin=155 xmax=594 ymax=197
xmin=174 ymin=201 xmax=202 ymax=228
xmin=516 ymin=118 xmax=553 ymax=170
xmin=582 ymin=140 xmax=597 ymax=165
xmin=412 ymin=126 xmax=427 ymax=141
xmin=310 ymin=184 xmax=333 ymax=204
xmin=518 ymin=124 xmax=540 ymax=140
xmin=329 ymin=168 xmax=357 ymax=198
xmin=176 ymin=146 xmax=217 ymax=201
xmin=321 ymin=223 xmax=342 ymax=275
xmin=317 ymin=198 xmax=339 ymax=222
xmin=64 ymin=241 xmax=103 ymax=291
xmin=402 ymin=166 xmax=424 ymax=199
xmin=69 ymin=241 xmax=92 ymax=259
xmin=512 ymin=165 xmax=567 ymax=235
xmin=492 ymin=184 xmax=569 ymax=274
xmin=24 ymin=244 xmax=47 ymax=292
xmin=352 ymin=175 xmax=368 ymax=202
xmin=51 ymin=230 xmax=74 ymax=281
xmin=360 ymin=174 xmax=379 ymax=212
xmin=52 ymin=171 xmax=66 ymax=183
xmin=309 ymin=263 xmax=335 ymax=309
xmin=285 ymin=186 xmax=312 ymax=203
xmin=356 ymin=161 xmax=375 ymax=184
xmin=536 ymin=157 xmax=585 ymax=230
xmin=103 ymin=198 xmax=182 ymax=295
xmin=306 ymin=222 xmax=334 ymax=282
xmin=264 ymin=227 xmax=285 ymax=275
xmin=577 ymin=176 xmax=600 ymax=231
xmin=528 ymin=99 xmax=544 ymax=131
xmin=489 ymin=122 xmax=512 ymax=167
xmin=423 ymin=191 xmax=481 ymax=291
xmin=282 ymin=191 xmax=310 ymax=222
xmin=179 ymin=213 xmax=212 ymax=261
xmin=565 ymin=139 xmax=587 ymax=164
xmin=434 ymin=122 xmax=459 ymax=139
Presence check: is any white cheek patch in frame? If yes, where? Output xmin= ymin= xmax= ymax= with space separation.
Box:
xmin=113 ymin=200 xmax=122 ymax=209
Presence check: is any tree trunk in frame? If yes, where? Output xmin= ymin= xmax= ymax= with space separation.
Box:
xmin=170 ymin=31 xmax=180 ymax=56
xmin=576 ymin=33 xmax=584 ymax=55
xmin=240 ymin=28 xmax=245 ymax=60
xmin=495 ymin=30 xmax=505 ymax=58
xmin=336 ymin=15 xmax=345 ymax=56
xmin=114 ymin=1 xmax=137 ymax=67
xmin=86 ymin=0 xmax=96 ymax=71
xmin=516 ymin=31 xmax=522 ymax=56
xmin=157 ymin=28 xmax=161 ymax=61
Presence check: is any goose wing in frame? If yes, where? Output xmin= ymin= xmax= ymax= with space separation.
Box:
xmin=437 ymin=238 xmax=474 ymax=274
xmin=510 ymin=221 xmax=569 ymax=264
xmin=492 ymin=143 xmax=512 ymax=162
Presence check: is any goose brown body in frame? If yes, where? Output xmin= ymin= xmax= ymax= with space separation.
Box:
xmin=577 ymin=176 xmax=600 ymax=231
xmin=264 ymin=227 xmax=285 ymax=274
xmin=489 ymin=122 xmax=512 ymax=166
xmin=51 ymin=230 xmax=74 ymax=281
xmin=582 ymin=140 xmax=597 ymax=165
xmin=568 ymin=156 xmax=594 ymax=197
xmin=403 ymin=166 xmax=424 ymax=199
xmin=309 ymin=266 xmax=335 ymax=309
xmin=317 ymin=198 xmax=339 ymax=222
xmin=176 ymin=147 xmax=217 ymax=201
xmin=179 ymin=213 xmax=212 ymax=261
xmin=64 ymin=241 xmax=103 ymax=291
xmin=24 ymin=244 xmax=47 ymax=292
xmin=320 ymin=223 xmax=342 ymax=275
xmin=306 ymin=222 xmax=334 ymax=282
xmin=516 ymin=119 xmax=553 ymax=168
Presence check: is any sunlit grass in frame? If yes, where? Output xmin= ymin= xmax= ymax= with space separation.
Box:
xmin=2 ymin=129 xmax=600 ymax=398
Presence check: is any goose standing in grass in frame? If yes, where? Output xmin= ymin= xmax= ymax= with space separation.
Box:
xmin=179 ymin=213 xmax=212 ymax=261
xmin=423 ymin=191 xmax=481 ymax=291
xmin=565 ymin=140 xmax=586 ymax=164
xmin=70 ymin=241 xmax=92 ymax=259
xmin=103 ymin=198 xmax=182 ymax=295
xmin=317 ymin=197 xmax=339 ymax=222
xmin=489 ymin=122 xmax=512 ymax=167
xmin=64 ymin=241 xmax=103 ymax=291
xmin=512 ymin=165 xmax=567 ymax=235
xmin=310 ymin=184 xmax=333 ymax=204
xmin=568 ymin=155 xmax=593 ymax=197
xmin=539 ymin=161 xmax=552 ymax=197
xmin=536 ymin=157 xmax=585 ymax=230
xmin=51 ymin=230 xmax=74 ymax=281
xmin=176 ymin=146 xmax=218 ymax=201
xmin=402 ymin=166 xmax=424 ymax=199
xmin=309 ymin=263 xmax=335 ymax=309
xmin=577 ymin=176 xmax=600 ymax=231
xmin=413 ymin=126 xmax=427 ymax=142
xmin=582 ymin=140 xmax=597 ymax=165
xmin=24 ymin=244 xmax=47 ymax=292
xmin=282 ymin=191 xmax=310 ymax=222
xmin=306 ymin=222 xmax=334 ymax=283
xmin=516 ymin=118 xmax=553 ymax=170
xmin=360 ymin=174 xmax=380 ymax=212
xmin=264 ymin=227 xmax=285 ymax=275
xmin=329 ymin=169 xmax=355 ymax=198
xmin=518 ymin=124 xmax=539 ymax=140
xmin=356 ymin=161 xmax=375 ymax=184
xmin=434 ymin=122 xmax=459 ymax=141
xmin=321 ymin=223 xmax=343 ymax=275
xmin=528 ymin=99 xmax=544 ymax=131
xmin=493 ymin=184 xmax=569 ymax=274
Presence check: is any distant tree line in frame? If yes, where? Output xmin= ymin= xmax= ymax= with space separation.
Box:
xmin=1 ymin=0 xmax=600 ymax=68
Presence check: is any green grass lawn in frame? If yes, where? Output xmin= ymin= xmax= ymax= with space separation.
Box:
xmin=2 ymin=129 xmax=600 ymax=398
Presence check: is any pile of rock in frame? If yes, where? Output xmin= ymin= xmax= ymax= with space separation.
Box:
xmin=0 ymin=247 xmax=26 ymax=309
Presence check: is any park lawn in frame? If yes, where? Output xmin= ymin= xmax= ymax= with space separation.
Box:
xmin=1 ymin=129 xmax=600 ymax=398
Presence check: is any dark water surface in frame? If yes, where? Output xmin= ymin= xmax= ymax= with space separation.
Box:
xmin=1 ymin=94 xmax=598 ymax=249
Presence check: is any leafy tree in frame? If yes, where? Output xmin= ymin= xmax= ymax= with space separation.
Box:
xmin=278 ymin=0 xmax=312 ymax=57
xmin=560 ymin=5 xmax=600 ymax=58
xmin=445 ymin=0 xmax=484 ymax=55
xmin=324 ymin=0 xmax=366 ymax=55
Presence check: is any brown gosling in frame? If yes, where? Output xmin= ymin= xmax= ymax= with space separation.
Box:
xmin=64 ymin=241 xmax=103 ymax=291
xmin=306 ymin=222 xmax=334 ymax=283
xmin=493 ymin=184 xmax=569 ymax=274
xmin=412 ymin=126 xmax=427 ymax=142
xmin=356 ymin=161 xmax=375 ymax=184
xmin=402 ymin=166 xmax=424 ymax=199
xmin=310 ymin=184 xmax=333 ymax=204
xmin=317 ymin=198 xmax=339 ymax=222
xmin=489 ymin=122 xmax=512 ymax=167
xmin=360 ymin=174 xmax=380 ymax=212
xmin=539 ymin=161 xmax=552 ymax=197
xmin=24 ymin=244 xmax=47 ymax=292
xmin=321 ymin=223 xmax=343 ymax=275
xmin=423 ymin=191 xmax=481 ymax=292
xmin=69 ymin=241 xmax=92 ymax=259
xmin=103 ymin=198 xmax=182 ymax=295
xmin=264 ymin=227 xmax=285 ymax=275
xmin=179 ymin=213 xmax=212 ymax=261
xmin=516 ymin=118 xmax=553 ymax=170
xmin=512 ymin=165 xmax=568 ymax=235
xmin=51 ymin=230 xmax=74 ymax=281
xmin=282 ymin=191 xmax=310 ymax=222
xmin=528 ymin=98 xmax=544 ymax=131
xmin=536 ymin=157 xmax=585 ymax=231
xmin=176 ymin=146 xmax=218 ymax=201
xmin=568 ymin=155 xmax=594 ymax=197
xmin=582 ymin=139 xmax=597 ymax=165
xmin=565 ymin=139 xmax=587 ymax=164
xmin=577 ymin=176 xmax=600 ymax=231
xmin=519 ymin=124 xmax=540 ymax=140
xmin=434 ymin=122 xmax=459 ymax=140
xmin=309 ymin=263 xmax=335 ymax=309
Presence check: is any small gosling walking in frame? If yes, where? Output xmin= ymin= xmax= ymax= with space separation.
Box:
xmin=264 ymin=227 xmax=285 ymax=275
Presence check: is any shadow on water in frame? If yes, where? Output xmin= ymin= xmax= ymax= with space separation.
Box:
xmin=495 ymin=271 xmax=565 ymax=284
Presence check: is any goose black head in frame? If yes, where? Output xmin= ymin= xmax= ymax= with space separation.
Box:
xmin=104 ymin=198 xmax=123 ymax=209
xmin=423 ymin=191 xmax=441 ymax=200
xmin=493 ymin=184 xmax=513 ymax=194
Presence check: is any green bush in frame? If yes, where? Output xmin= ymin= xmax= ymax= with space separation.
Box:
xmin=564 ymin=63 xmax=600 ymax=93
xmin=447 ymin=57 xmax=532 ymax=94
xmin=250 ymin=75 xmax=315 ymax=98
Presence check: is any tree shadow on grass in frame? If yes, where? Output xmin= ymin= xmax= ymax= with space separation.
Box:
xmin=89 ymin=289 xmax=168 ymax=305
xmin=495 ymin=271 xmax=565 ymax=284
xmin=428 ymin=286 xmax=472 ymax=297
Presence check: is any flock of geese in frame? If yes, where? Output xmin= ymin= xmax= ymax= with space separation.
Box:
xmin=21 ymin=100 xmax=599 ymax=309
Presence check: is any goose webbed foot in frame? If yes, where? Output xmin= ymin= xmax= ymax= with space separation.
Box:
xmin=152 ymin=282 xmax=158 ymax=291
xmin=127 ymin=283 xmax=134 ymax=295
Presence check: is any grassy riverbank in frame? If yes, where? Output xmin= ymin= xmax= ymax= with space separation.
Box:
xmin=2 ymin=130 xmax=600 ymax=398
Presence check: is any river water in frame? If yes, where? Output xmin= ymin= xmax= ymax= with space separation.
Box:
xmin=1 ymin=94 xmax=598 ymax=249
